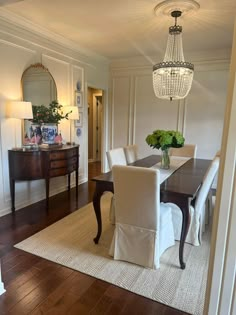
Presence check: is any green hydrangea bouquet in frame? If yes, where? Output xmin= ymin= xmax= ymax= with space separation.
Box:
xmin=145 ymin=129 xmax=185 ymax=150
xmin=146 ymin=130 xmax=185 ymax=169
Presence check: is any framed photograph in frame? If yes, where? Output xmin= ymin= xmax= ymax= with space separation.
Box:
xmin=75 ymin=112 xmax=83 ymax=127
xmin=75 ymin=91 xmax=83 ymax=108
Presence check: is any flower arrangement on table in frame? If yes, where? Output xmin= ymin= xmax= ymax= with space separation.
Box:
xmin=25 ymin=100 xmax=72 ymax=145
xmin=145 ymin=129 xmax=185 ymax=169
xmin=30 ymin=100 xmax=72 ymax=124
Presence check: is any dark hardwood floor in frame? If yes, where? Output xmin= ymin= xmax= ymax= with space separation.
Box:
xmin=0 ymin=161 xmax=188 ymax=315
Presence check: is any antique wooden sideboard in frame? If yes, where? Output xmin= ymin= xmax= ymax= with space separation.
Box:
xmin=8 ymin=144 xmax=79 ymax=212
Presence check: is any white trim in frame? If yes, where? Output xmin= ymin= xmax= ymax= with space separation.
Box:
xmin=111 ymin=78 xmax=115 ymax=148
xmin=133 ymin=76 xmax=137 ymax=145
xmin=0 ymin=28 xmax=107 ymax=69
xmin=218 ymin=176 xmax=236 ymax=313
xmin=0 ymin=37 xmax=35 ymax=53
xmin=0 ymin=262 xmax=5 ymax=295
xmin=0 ymin=8 xmax=108 ymax=63
xmin=110 ymin=59 xmax=229 ymax=74
xmin=128 ymin=76 xmax=133 ymax=145
xmin=204 ymin=19 xmax=236 ymax=315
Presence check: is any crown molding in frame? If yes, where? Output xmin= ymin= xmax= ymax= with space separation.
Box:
xmin=0 ymin=8 xmax=109 ymax=64
xmin=110 ymin=48 xmax=231 ymax=71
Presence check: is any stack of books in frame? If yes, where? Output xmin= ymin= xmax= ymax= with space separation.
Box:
xmin=39 ymin=143 xmax=63 ymax=149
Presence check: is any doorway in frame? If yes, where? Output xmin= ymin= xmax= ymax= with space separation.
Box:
xmin=87 ymin=87 xmax=103 ymax=163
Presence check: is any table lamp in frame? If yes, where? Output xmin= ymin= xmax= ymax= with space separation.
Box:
xmin=7 ymin=101 xmax=33 ymax=147
xmin=64 ymin=105 xmax=79 ymax=144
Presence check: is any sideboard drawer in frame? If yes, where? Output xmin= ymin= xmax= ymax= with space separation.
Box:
xmin=50 ymin=157 xmax=77 ymax=169
xmin=8 ymin=144 xmax=79 ymax=212
xmin=50 ymin=148 xmax=78 ymax=161
xmin=49 ymin=163 xmax=77 ymax=177
xmin=49 ymin=167 xmax=68 ymax=177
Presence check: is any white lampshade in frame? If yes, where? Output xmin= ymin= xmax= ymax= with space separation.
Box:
xmin=64 ymin=106 xmax=79 ymax=120
xmin=8 ymin=101 xmax=33 ymax=119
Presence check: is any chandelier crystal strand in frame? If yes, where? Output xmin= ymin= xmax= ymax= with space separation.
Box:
xmin=153 ymin=10 xmax=194 ymax=101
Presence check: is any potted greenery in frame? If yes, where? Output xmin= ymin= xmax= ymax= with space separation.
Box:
xmin=31 ymin=100 xmax=71 ymax=124
xmin=146 ymin=130 xmax=185 ymax=169
xmin=29 ymin=100 xmax=72 ymax=144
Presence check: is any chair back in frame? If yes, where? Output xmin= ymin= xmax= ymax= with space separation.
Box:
xmin=169 ymin=144 xmax=197 ymax=158
xmin=106 ymin=147 xmax=127 ymax=169
xmin=124 ymin=144 xmax=138 ymax=164
xmin=195 ymin=156 xmax=220 ymax=215
xmin=112 ymin=165 xmax=160 ymax=230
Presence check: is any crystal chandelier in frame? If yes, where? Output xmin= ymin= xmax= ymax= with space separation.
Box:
xmin=153 ymin=10 xmax=194 ymax=101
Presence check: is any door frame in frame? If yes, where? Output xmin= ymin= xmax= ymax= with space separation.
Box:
xmin=92 ymin=92 xmax=102 ymax=162
xmin=87 ymin=84 xmax=108 ymax=173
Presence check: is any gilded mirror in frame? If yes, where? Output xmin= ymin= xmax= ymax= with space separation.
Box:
xmin=21 ymin=63 xmax=57 ymax=140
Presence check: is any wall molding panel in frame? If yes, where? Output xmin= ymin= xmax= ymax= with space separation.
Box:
xmin=110 ymin=58 xmax=230 ymax=159
xmin=0 ymin=8 xmax=108 ymax=64
xmin=0 ymin=15 xmax=109 ymax=217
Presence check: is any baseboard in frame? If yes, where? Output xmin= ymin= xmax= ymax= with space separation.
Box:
xmin=0 ymin=176 xmax=88 ymax=218
xmin=0 ymin=281 xmax=5 ymax=295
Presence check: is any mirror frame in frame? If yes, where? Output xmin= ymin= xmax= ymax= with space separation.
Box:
xmin=21 ymin=63 xmax=58 ymax=144
xmin=21 ymin=62 xmax=57 ymax=102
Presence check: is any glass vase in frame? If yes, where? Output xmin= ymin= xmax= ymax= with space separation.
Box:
xmin=161 ymin=148 xmax=170 ymax=169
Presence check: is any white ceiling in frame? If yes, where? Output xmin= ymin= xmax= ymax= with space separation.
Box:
xmin=1 ymin=0 xmax=236 ymax=60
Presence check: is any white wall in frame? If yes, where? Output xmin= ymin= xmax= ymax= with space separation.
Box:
xmin=109 ymin=54 xmax=229 ymax=160
xmin=205 ymin=19 xmax=236 ymax=314
xmin=0 ymin=14 xmax=109 ymax=217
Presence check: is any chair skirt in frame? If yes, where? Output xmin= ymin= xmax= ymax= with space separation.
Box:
xmin=109 ymin=204 xmax=175 ymax=269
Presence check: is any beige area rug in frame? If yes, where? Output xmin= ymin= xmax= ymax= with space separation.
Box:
xmin=15 ymin=193 xmax=210 ymax=315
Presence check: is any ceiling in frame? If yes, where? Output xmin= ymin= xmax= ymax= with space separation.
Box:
xmin=1 ymin=0 xmax=236 ymax=60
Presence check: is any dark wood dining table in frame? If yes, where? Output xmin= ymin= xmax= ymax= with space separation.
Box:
xmin=91 ymin=155 xmax=211 ymax=269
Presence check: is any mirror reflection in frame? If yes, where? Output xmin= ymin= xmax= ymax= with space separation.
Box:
xmin=22 ymin=63 xmax=57 ymax=105
xmin=21 ymin=63 xmax=57 ymax=142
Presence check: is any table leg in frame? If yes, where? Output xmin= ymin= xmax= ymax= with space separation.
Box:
xmin=93 ymin=181 xmax=114 ymax=244
xmin=161 ymin=193 xmax=190 ymax=269
xmin=93 ymin=186 xmax=103 ymax=244
xmin=178 ymin=200 xmax=191 ymax=270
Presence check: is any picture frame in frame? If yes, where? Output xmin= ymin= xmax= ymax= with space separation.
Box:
xmin=75 ymin=112 xmax=83 ymax=127
xmin=75 ymin=91 xmax=83 ymax=108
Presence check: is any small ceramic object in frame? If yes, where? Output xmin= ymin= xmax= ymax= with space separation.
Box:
xmin=76 ymin=81 xmax=81 ymax=91
xmin=76 ymin=128 xmax=82 ymax=137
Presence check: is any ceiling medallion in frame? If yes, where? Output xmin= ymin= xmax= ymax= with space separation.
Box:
xmin=154 ymin=0 xmax=200 ymax=17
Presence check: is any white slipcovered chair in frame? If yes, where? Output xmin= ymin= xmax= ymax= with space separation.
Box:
xmin=106 ymin=147 xmax=127 ymax=224
xmin=109 ymin=165 xmax=175 ymax=269
xmin=169 ymin=144 xmax=197 ymax=158
xmin=166 ymin=156 xmax=220 ymax=246
xmin=124 ymin=144 xmax=138 ymax=164
xmin=207 ymin=150 xmax=221 ymax=216
xmin=106 ymin=147 xmax=127 ymax=170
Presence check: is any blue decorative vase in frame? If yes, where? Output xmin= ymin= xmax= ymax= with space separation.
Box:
xmin=41 ymin=123 xmax=58 ymax=144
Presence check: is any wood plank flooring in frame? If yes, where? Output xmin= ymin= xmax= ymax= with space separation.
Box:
xmin=0 ymin=161 xmax=189 ymax=315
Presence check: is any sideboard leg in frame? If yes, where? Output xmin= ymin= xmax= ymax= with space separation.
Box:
xmin=45 ymin=179 xmax=49 ymax=211
xmin=75 ymin=169 xmax=78 ymax=195
xmin=68 ymin=174 xmax=71 ymax=191
xmin=10 ymin=178 xmax=15 ymax=213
